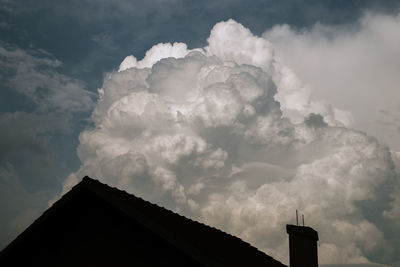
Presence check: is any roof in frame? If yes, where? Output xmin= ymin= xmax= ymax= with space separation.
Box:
xmin=1 ymin=176 xmax=287 ymax=267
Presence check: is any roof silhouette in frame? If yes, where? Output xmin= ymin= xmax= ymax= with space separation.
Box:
xmin=0 ymin=176 xmax=287 ymax=266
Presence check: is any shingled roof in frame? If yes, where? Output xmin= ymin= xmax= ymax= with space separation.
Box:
xmin=1 ymin=176 xmax=287 ymax=266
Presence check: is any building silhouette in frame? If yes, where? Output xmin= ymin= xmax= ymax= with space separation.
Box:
xmin=287 ymin=224 xmax=319 ymax=267
xmin=0 ymin=176 xmax=318 ymax=266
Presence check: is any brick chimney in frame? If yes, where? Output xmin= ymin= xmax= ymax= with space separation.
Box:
xmin=286 ymin=224 xmax=319 ymax=267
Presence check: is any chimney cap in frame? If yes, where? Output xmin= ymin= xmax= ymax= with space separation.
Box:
xmin=286 ymin=224 xmax=319 ymax=241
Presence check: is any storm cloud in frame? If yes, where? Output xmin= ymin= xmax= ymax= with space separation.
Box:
xmin=60 ymin=20 xmax=400 ymax=265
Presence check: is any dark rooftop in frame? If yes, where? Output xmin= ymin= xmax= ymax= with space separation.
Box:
xmin=1 ymin=176 xmax=287 ymax=267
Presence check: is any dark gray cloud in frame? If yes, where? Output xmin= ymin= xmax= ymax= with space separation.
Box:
xmin=305 ymin=113 xmax=328 ymax=128
xmin=0 ymin=43 xmax=95 ymax=249
xmin=0 ymin=112 xmax=68 ymax=161
xmin=0 ymin=162 xmax=51 ymax=250
xmin=0 ymin=43 xmax=95 ymax=185
xmin=0 ymin=44 xmax=95 ymax=112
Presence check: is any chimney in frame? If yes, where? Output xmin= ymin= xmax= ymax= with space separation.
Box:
xmin=286 ymin=224 xmax=319 ymax=267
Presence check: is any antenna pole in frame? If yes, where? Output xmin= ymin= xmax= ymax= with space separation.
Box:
xmin=302 ymin=214 xmax=305 ymax=226
xmin=296 ymin=210 xmax=298 ymax=226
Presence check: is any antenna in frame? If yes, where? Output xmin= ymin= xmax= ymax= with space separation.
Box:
xmin=296 ymin=210 xmax=298 ymax=226
xmin=302 ymin=214 xmax=305 ymax=226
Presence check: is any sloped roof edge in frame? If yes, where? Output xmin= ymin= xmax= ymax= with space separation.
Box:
xmin=1 ymin=176 xmax=287 ymax=267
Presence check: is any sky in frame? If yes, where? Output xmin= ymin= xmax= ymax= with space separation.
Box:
xmin=1 ymin=0 xmax=400 ymax=266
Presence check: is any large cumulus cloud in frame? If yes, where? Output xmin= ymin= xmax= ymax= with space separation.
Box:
xmin=63 ymin=19 xmax=400 ymax=265
xmin=263 ymin=12 xmax=400 ymax=151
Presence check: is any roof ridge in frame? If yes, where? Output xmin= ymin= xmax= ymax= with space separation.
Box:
xmin=81 ymin=177 xmax=248 ymax=241
xmin=1 ymin=175 xmax=286 ymax=267
xmin=79 ymin=176 xmax=284 ymax=265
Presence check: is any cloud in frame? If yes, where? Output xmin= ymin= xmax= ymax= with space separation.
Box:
xmin=0 ymin=111 xmax=69 ymax=161
xmin=63 ymin=19 xmax=400 ymax=265
xmin=0 ymin=43 xmax=95 ymax=175
xmin=263 ymin=12 xmax=400 ymax=150
xmin=119 ymin=42 xmax=194 ymax=71
xmin=0 ymin=44 xmax=95 ymax=113
xmin=0 ymin=44 xmax=96 ymax=250
xmin=0 ymin=44 xmax=96 ymax=172
xmin=0 ymin=162 xmax=50 ymax=249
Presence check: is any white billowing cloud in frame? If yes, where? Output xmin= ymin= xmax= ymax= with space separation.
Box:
xmin=273 ymin=65 xmax=354 ymax=127
xmin=263 ymin=12 xmax=400 ymax=150
xmin=205 ymin=19 xmax=353 ymax=127
xmin=205 ymin=19 xmax=275 ymax=72
xmin=118 ymin=42 xmax=195 ymax=71
xmin=65 ymin=19 xmax=400 ymax=265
